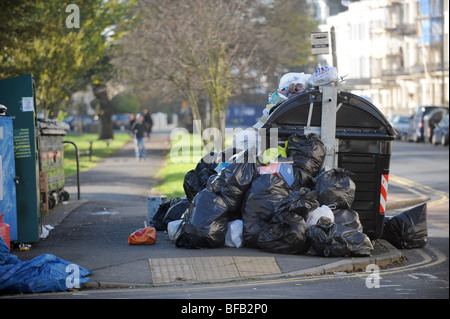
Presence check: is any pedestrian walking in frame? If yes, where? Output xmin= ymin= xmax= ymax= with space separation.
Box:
xmin=132 ymin=115 xmax=146 ymax=160
xmin=143 ymin=109 xmax=153 ymax=141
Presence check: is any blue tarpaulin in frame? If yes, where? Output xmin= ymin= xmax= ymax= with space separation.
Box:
xmin=0 ymin=236 xmax=92 ymax=294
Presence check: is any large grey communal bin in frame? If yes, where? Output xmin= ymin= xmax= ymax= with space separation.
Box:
xmin=260 ymin=89 xmax=396 ymax=240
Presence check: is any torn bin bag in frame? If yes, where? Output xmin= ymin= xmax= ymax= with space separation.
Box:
xmin=242 ymin=174 xmax=290 ymax=248
xmin=174 ymin=189 xmax=229 ymax=249
xmin=315 ymin=168 xmax=356 ymax=209
xmin=381 ymin=203 xmax=428 ymax=249
xmin=306 ymin=217 xmax=373 ymax=257
xmin=258 ymin=210 xmax=310 ymax=255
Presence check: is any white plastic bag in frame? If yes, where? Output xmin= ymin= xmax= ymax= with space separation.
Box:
xmin=225 ymin=219 xmax=244 ymax=248
xmin=278 ymin=72 xmax=311 ymax=90
xmin=308 ymin=64 xmax=339 ymax=87
xmin=306 ymin=205 xmax=334 ymax=227
xmin=167 ymin=219 xmax=183 ymax=241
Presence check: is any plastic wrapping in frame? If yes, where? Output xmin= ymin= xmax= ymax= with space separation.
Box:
xmin=128 ymin=226 xmax=157 ymax=245
xmin=225 ymin=219 xmax=244 ymax=248
xmin=308 ymin=64 xmax=339 ymax=87
xmin=1 ymin=236 xmax=92 ymax=293
xmin=315 ymin=168 xmax=356 ymax=209
xmin=381 ymin=203 xmax=428 ymax=249
xmin=167 ymin=220 xmax=183 ymax=241
xmin=278 ymin=72 xmax=311 ymax=91
xmin=306 ymin=205 xmax=334 ymax=227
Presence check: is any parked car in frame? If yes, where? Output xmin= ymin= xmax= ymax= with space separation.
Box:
xmin=424 ymin=107 xmax=449 ymax=144
xmin=63 ymin=115 xmax=99 ymax=133
xmin=112 ymin=113 xmax=132 ymax=131
xmin=432 ymin=113 xmax=449 ymax=146
xmin=389 ymin=115 xmax=411 ymax=140
xmin=407 ymin=106 xmax=447 ymax=142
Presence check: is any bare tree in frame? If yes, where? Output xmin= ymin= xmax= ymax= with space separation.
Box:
xmin=116 ymin=0 xmax=263 ymax=145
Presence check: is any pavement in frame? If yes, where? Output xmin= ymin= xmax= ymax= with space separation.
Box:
xmin=9 ymin=130 xmax=429 ymax=291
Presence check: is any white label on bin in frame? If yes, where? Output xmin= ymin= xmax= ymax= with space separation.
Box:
xmin=21 ymin=97 xmax=34 ymax=112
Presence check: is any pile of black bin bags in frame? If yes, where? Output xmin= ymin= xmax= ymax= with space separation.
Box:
xmin=152 ymin=133 xmax=374 ymax=257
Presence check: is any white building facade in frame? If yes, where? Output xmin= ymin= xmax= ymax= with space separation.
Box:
xmin=318 ymin=0 xmax=448 ymax=116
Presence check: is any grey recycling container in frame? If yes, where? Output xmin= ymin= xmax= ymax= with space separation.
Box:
xmin=38 ymin=120 xmax=69 ymax=209
xmin=260 ymin=89 xmax=396 ymax=240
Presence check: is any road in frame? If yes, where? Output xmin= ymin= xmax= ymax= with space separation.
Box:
xmin=8 ymin=140 xmax=448 ymax=303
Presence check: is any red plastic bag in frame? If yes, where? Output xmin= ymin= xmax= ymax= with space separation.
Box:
xmin=128 ymin=226 xmax=157 ymax=245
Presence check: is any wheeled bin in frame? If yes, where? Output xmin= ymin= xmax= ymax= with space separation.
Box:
xmin=260 ymin=89 xmax=396 ymax=239
xmin=38 ymin=120 xmax=69 ymax=209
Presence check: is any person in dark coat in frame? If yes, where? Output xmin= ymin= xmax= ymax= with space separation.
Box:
xmin=132 ymin=115 xmax=146 ymax=160
xmin=143 ymin=109 xmax=153 ymax=141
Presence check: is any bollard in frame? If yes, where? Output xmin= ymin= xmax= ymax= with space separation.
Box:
xmin=147 ymin=195 xmax=167 ymax=224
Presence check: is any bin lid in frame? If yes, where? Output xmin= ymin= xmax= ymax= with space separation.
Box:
xmin=261 ymin=89 xmax=396 ymax=138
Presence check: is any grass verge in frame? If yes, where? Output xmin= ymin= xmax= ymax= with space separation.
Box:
xmin=154 ymin=132 xmax=232 ymax=199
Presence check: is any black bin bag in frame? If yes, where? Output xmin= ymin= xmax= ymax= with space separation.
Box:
xmin=256 ymin=187 xmax=318 ymax=254
xmin=381 ymin=203 xmax=428 ymax=249
xmin=162 ymin=197 xmax=190 ymax=226
xmin=174 ymin=189 xmax=229 ymax=249
xmin=151 ymin=197 xmax=182 ymax=231
xmin=306 ymin=217 xmax=373 ymax=257
xmin=333 ymin=208 xmax=363 ymax=232
xmin=258 ymin=211 xmax=310 ymax=255
xmin=207 ymin=152 xmax=258 ymax=214
xmin=283 ymin=187 xmax=320 ymax=218
xmin=242 ymin=174 xmax=290 ymax=248
xmin=286 ymin=133 xmax=326 ymax=186
xmin=315 ymin=168 xmax=356 ymax=209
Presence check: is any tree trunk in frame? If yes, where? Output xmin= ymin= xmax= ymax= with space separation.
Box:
xmin=93 ymin=83 xmax=114 ymax=140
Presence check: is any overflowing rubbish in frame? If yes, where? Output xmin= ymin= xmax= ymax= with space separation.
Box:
xmin=146 ymin=127 xmax=381 ymax=258
xmin=308 ymin=64 xmax=339 ymax=87
xmin=147 ymin=67 xmax=408 ymax=257
xmin=128 ymin=223 xmax=157 ymax=245
xmin=381 ymin=203 xmax=428 ymax=249
xmin=0 ymin=236 xmax=92 ymax=293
